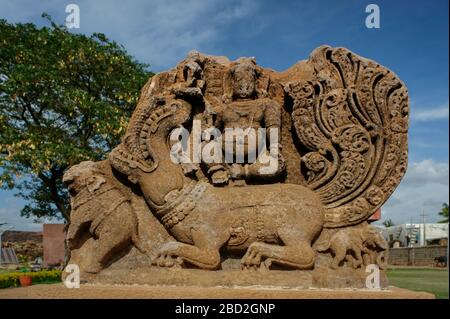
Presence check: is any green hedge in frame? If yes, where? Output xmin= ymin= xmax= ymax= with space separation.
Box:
xmin=0 ymin=270 xmax=62 ymax=289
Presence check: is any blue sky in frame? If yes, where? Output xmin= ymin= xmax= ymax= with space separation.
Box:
xmin=0 ymin=0 xmax=448 ymax=230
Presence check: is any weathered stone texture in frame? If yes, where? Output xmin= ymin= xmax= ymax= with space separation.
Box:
xmin=63 ymin=46 xmax=409 ymax=288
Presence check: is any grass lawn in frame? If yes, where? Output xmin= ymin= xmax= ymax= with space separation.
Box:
xmin=0 ymin=265 xmax=28 ymax=274
xmin=0 ymin=268 xmax=16 ymax=274
xmin=387 ymin=267 xmax=449 ymax=299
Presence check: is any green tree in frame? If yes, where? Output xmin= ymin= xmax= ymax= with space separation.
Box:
xmin=0 ymin=15 xmax=152 ymax=222
xmin=438 ymin=203 xmax=449 ymax=223
xmin=382 ymin=219 xmax=395 ymax=227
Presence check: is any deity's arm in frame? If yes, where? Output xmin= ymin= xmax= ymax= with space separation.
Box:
xmin=199 ymin=104 xmax=229 ymax=182
xmin=263 ymin=99 xmax=282 ymax=128
xmin=263 ymin=99 xmax=282 ymax=152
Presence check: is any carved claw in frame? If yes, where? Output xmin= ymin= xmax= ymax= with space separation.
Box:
xmin=263 ymin=258 xmax=273 ymax=269
xmin=84 ymin=262 xmax=103 ymax=274
xmin=181 ymin=162 xmax=199 ymax=175
xmin=352 ymin=259 xmax=363 ymax=269
xmin=153 ymin=242 xmax=185 ymax=268
xmin=211 ymin=169 xmax=230 ymax=185
xmin=330 ymin=260 xmax=340 ymax=269
xmin=152 ymin=254 xmax=184 ymax=268
xmin=241 ymin=244 xmax=267 ymax=270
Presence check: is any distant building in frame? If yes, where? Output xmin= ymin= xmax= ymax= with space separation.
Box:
xmin=378 ymin=223 xmax=448 ymax=247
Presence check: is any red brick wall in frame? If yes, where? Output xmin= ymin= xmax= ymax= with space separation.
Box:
xmin=43 ymin=224 xmax=66 ymax=266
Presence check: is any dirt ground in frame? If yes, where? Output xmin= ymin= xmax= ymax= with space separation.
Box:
xmin=0 ymin=284 xmax=434 ymax=299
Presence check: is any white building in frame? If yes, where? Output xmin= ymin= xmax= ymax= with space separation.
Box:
xmin=378 ymin=223 xmax=448 ymax=247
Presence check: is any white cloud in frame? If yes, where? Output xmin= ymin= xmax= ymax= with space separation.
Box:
xmin=0 ymin=0 xmax=260 ymax=71
xmin=412 ymin=103 xmax=449 ymax=122
xmin=381 ymin=159 xmax=449 ymax=224
xmin=404 ymin=159 xmax=449 ymax=186
xmin=68 ymin=0 xmax=258 ymax=71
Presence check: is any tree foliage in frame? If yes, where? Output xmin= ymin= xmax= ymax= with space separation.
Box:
xmin=438 ymin=203 xmax=449 ymax=223
xmin=0 ymin=15 xmax=152 ymax=221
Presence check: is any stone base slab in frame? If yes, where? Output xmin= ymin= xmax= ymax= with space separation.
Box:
xmin=0 ymin=284 xmax=434 ymax=299
xmin=79 ymin=267 xmax=389 ymax=289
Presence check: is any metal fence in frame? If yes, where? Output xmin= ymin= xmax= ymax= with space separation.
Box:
xmin=388 ymin=245 xmax=448 ymax=266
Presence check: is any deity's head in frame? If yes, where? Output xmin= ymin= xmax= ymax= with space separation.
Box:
xmin=230 ymin=58 xmax=257 ymax=99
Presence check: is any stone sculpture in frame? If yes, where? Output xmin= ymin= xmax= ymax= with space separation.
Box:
xmin=63 ymin=160 xmax=144 ymax=273
xmin=63 ymin=46 xmax=409 ymax=288
xmin=315 ymin=222 xmax=388 ymax=269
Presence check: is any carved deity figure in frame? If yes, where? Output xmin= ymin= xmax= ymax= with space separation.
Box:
xmin=204 ymin=58 xmax=284 ymax=185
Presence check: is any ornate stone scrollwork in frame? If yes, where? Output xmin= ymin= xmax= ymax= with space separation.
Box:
xmin=286 ymin=46 xmax=409 ymax=228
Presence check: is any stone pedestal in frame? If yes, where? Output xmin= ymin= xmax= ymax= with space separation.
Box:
xmin=0 ymin=284 xmax=434 ymax=299
xmin=80 ymin=267 xmax=389 ymax=289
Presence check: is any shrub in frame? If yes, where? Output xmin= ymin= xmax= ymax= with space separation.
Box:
xmin=0 ymin=270 xmax=62 ymax=289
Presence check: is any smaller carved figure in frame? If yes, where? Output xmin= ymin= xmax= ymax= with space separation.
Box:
xmin=171 ymin=51 xmax=206 ymax=100
xmin=316 ymin=223 xmax=388 ymax=269
xmin=362 ymin=227 xmax=389 ymax=269
xmin=63 ymin=161 xmax=144 ymax=273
